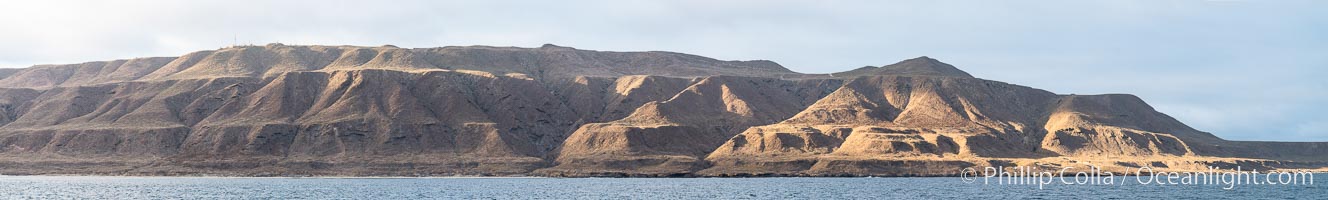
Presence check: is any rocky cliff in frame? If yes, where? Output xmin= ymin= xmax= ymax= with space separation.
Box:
xmin=0 ymin=44 xmax=1323 ymax=176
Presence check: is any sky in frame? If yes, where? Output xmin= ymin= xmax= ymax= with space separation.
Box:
xmin=0 ymin=0 xmax=1324 ymax=141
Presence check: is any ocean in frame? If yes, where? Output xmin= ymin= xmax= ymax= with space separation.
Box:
xmin=0 ymin=176 xmax=1317 ymax=199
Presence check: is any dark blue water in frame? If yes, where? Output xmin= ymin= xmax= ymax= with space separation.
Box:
xmin=0 ymin=176 xmax=1317 ymax=199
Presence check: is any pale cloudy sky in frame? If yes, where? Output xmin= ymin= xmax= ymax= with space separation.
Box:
xmin=0 ymin=0 xmax=1324 ymax=141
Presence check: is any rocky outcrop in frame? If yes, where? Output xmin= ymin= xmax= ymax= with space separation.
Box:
xmin=0 ymin=44 xmax=1323 ymax=176
xmin=1040 ymin=94 xmax=1203 ymax=157
xmin=543 ymin=76 xmax=840 ymax=176
xmin=702 ymin=75 xmax=1059 ymax=176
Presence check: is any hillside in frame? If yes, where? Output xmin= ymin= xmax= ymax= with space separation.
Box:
xmin=0 ymin=44 xmax=1323 ymax=176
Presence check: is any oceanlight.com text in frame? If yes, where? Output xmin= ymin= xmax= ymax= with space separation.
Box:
xmin=958 ymin=165 xmax=1313 ymax=190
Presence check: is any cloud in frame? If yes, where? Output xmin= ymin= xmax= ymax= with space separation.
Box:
xmin=0 ymin=0 xmax=1324 ymax=141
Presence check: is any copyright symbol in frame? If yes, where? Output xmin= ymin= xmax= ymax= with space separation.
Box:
xmin=960 ymin=168 xmax=977 ymax=183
